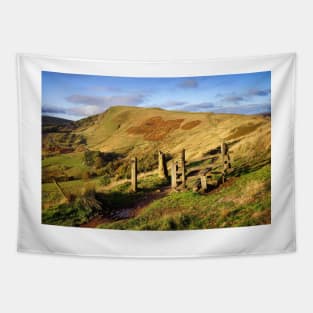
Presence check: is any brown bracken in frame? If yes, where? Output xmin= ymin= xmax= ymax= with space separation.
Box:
xmin=127 ymin=116 xmax=184 ymax=141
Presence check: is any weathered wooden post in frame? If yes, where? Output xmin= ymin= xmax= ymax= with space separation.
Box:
xmin=221 ymin=140 xmax=226 ymax=163
xmin=176 ymin=149 xmax=186 ymax=187
xmin=226 ymin=146 xmax=231 ymax=169
xmin=221 ymin=140 xmax=231 ymax=183
xmin=200 ymin=175 xmax=207 ymax=192
xmin=158 ymin=150 xmax=168 ymax=178
xmin=131 ymin=157 xmax=137 ymax=192
xmin=180 ymin=149 xmax=186 ymax=187
xmin=221 ymin=141 xmax=226 ymax=183
xmin=52 ymin=178 xmax=69 ymax=202
xmin=171 ymin=160 xmax=177 ymax=189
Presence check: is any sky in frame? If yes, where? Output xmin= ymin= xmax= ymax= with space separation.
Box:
xmin=42 ymin=70 xmax=271 ymax=120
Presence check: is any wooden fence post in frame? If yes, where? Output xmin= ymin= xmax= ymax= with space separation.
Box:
xmin=158 ymin=150 xmax=168 ymax=178
xmin=171 ymin=160 xmax=177 ymax=189
xmin=52 ymin=178 xmax=69 ymax=202
xmin=221 ymin=140 xmax=232 ymax=183
xmin=131 ymin=157 xmax=137 ymax=192
xmin=227 ymin=150 xmax=232 ymax=169
xmin=221 ymin=141 xmax=226 ymax=183
xmin=200 ymin=175 xmax=207 ymax=191
xmin=180 ymin=149 xmax=186 ymax=187
xmin=221 ymin=140 xmax=226 ymax=164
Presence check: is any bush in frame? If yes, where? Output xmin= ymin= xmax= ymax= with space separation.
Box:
xmin=138 ymin=153 xmax=158 ymax=173
xmin=160 ymin=217 xmax=177 ymax=230
xmin=76 ymin=135 xmax=87 ymax=145
xmin=115 ymin=163 xmax=131 ymax=179
xmin=94 ymin=156 xmax=104 ymax=169
xmin=76 ymin=190 xmax=102 ymax=213
xmin=100 ymin=176 xmax=111 ymax=186
xmin=179 ymin=214 xmax=191 ymax=228
xmin=42 ymin=187 xmax=103 ymax=226
xmin=103 ymin=162 xmax=116 ymax=176
xmin=83 ymin=150 xmax=97 ymax=166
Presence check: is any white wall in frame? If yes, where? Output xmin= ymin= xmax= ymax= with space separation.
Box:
xmin=0 ymin=1 xmax=311 ymax=312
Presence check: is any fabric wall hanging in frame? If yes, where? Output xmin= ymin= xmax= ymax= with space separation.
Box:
xmin=17 ymin=53 xmax=296 ymax=257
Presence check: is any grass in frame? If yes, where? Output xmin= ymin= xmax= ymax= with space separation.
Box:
xmin=138 ymin=175 xmax=169 ymax=191
xmin=42 ymin=174 xmax=168 ymax=225
xmin=98 ymin=164 xmax=270 ymax=230
xmin=42 ymin=152 xmax=86 ymax=169
xmin=42 ymin=176 xmax=102 ymax=193
xmin=42 ymin=201 xmax=94 ymax=226
xmin=42 ymin=188 xmax=102 ymax=226
xmin=226 ymin=123 xmax=262 ymax=140
xmin=75 ymin=106 xmax=269 ymax=156
xmin=41 ymin=106 xmax=271 ymax=229
xmin=181 ymin=120 xmax=201 ymax=130
xmin=42 ymin=176 xmax=103 ymax=209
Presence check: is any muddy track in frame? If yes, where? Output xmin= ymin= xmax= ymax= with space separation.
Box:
xmin=80 ymin=186 xmax=171 ymax=228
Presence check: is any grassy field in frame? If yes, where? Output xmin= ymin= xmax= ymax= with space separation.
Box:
xmin=98 ymin=165 xmax=270 ymax=230
xmin=42 ymin=106 xmax=271 ymax=230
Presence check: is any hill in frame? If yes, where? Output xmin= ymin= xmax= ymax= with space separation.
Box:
xmin=42 ymin=115 xmax=72 ymax=126
xmin=41 ymin=106 xmax=271 ymax=230
xmin=72 ymin=106 xmax=270 ymax=160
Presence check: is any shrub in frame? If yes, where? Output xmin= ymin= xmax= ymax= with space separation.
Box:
xmin=138 ymin=153 xmax=158 ymax=172
xmin=83 ymin=150 xmax=97 ymax=166
xmin=94 ymin=156 xmax=104 ymax=169
xmin=115 ymin=163 xmax=131 ymax=179
xmin=42 ymin=186 xmax=103 ymax=226
xmin=76 ymin=135 xmax=87 ymax=145
xmin=100 ymin=176 xmax=111 ymax=186
xmin=75 ymin=192 xmax=102 ymax=213
xmin=160 ymin=217 xmax=177 ymax=230
xmin=179 ymin=214 xmax=191 ymax=228
xmin=102 ymin=162 xmax=116 ymax=176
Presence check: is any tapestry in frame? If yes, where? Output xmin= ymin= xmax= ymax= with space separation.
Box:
xmin=17 ymin=53 xmax=296 ymax=257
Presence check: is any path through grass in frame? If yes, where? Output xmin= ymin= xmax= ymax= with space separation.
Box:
xmin=98 ymin=164 xmax=270 ymax=230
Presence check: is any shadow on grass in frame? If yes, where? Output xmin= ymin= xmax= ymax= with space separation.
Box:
xmin=187 ymin=156 xmax=218 ymax=169
xmin=96 ymin=176 xmax=171 ymax=220
xmin=229 ymin=158 xmax=271 ymax=177
xmin=202 ymin=139 xmax=241 ymax=157
xmin=96 ymin=191 xmax=144 ymax=217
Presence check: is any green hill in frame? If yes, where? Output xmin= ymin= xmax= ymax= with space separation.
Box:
xmin=72 ymin=106 xmax=270 ymax=159
xmin=42 ymin=115 xmax=72 ymax=126
xmin=41 ymin=106 xmax=271 ymax=230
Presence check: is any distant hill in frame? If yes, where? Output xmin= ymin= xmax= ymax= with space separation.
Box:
xmin=42 ymin=106 xmax=271 ymax=172
xmin=256 ymin=112 xmax=271 ymax=117
xmin=66 ymin=106 xmax=271 ymax=161
xmin=42 ymin=115 xmax=72 ymax=126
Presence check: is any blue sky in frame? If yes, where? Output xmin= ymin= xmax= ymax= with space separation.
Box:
xmin=42 ymin=70 xmax=271 ymax=120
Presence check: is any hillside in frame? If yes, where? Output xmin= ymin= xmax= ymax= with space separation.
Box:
xmin=42 ymin=115 xmax=72 ymax=126
xmin=72 ymin=106 xmax=270 ymax=159
xmin=42 ymin=106 xmax=271 ymax=230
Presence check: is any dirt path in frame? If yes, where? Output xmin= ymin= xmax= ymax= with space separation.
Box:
xmin=80 ymin=185 xmax=171 ymax=228
xmin=80 ymin=215 xmax=111 ymax=228
xmin=132 ymin=186 xmax=171 ymax=216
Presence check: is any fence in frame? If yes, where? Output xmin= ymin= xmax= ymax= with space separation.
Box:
xmin=129 ymin=141 xmax=232 ymax=193
xmin=51 ymin=141 xmax=232 ymax=199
